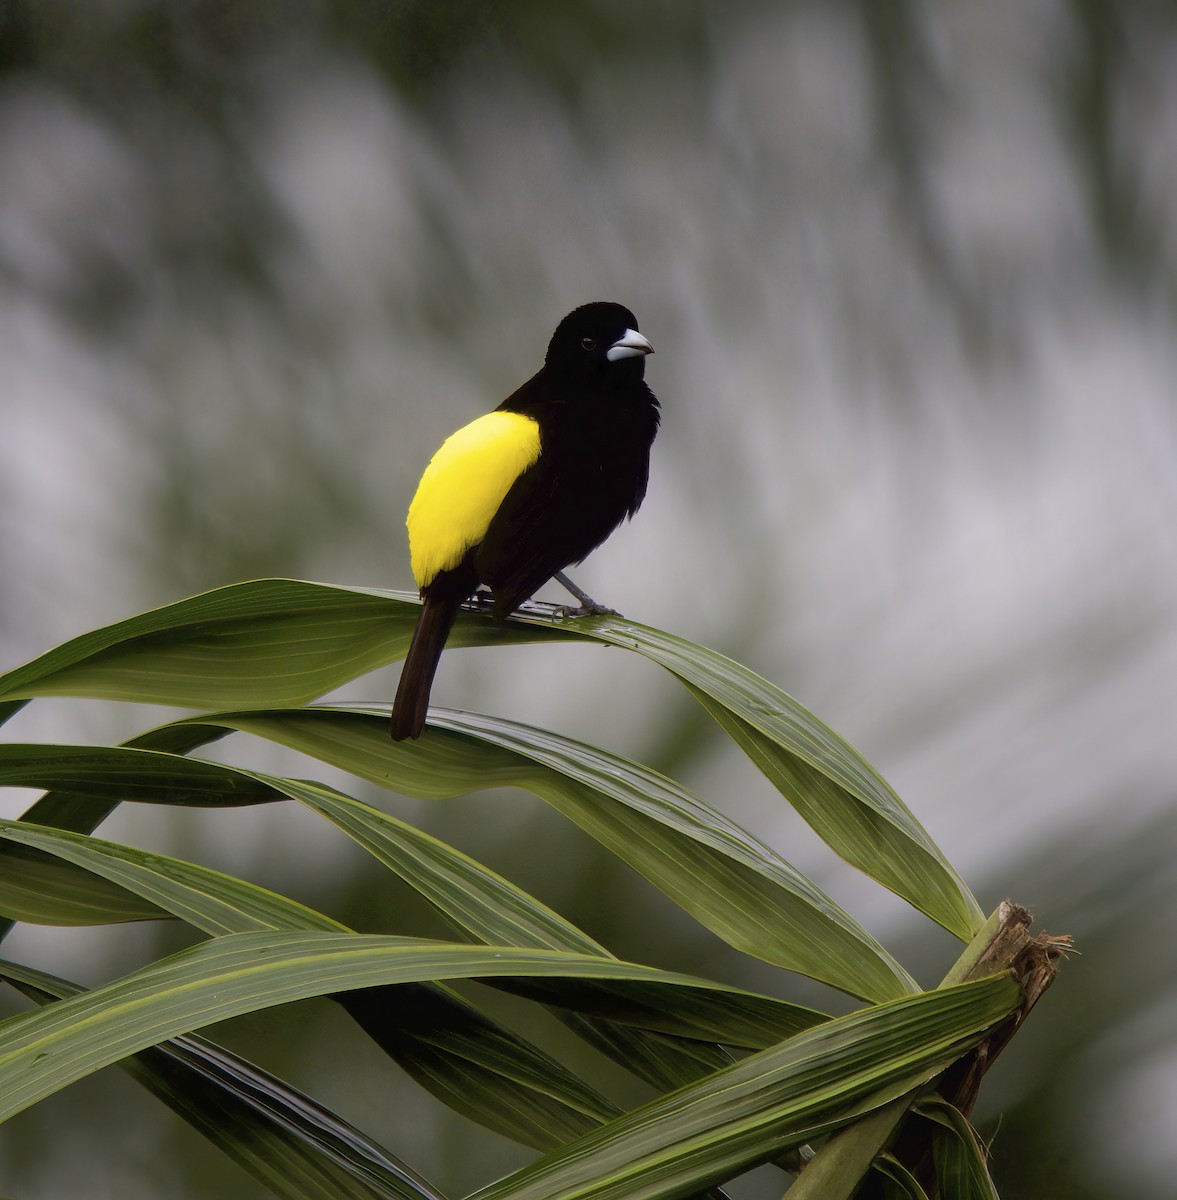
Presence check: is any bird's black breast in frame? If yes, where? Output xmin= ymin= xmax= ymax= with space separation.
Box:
xmin=474 ymin=372 xmax=660 ymax=614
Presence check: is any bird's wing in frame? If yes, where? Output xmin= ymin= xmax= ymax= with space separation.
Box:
xmin=407 ymin=410 xmax=542 ymax=588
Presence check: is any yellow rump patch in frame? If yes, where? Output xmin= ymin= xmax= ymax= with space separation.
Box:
xmin=407 ymin=410 xmax=542 ymax=588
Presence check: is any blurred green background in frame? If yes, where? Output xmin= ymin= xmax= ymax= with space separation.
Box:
xmin=1 ymin=2 xmax=1174 ymax=1197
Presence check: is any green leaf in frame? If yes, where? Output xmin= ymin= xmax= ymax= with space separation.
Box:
xmin=2 ymin=961 xmax=447 ymax=1200
xmin=690 ymin=687 xmax=982 ymax=943
xmin=448 ymin=709 xmax=918 ymax=1001
xmin=0 ymin=727 xmax=752 ymax=1103
xmin=239 ymin=771 xmax=766 ymax=1112
xmin=0 ymin=818 xmax=345 ymax=933
xmin=0 ymin=931 xmax=824 ymax=1122
xmin=509 ymin=611 xmax=985 ymax=943
xmin=338 ymin=984 xmax=620 ymax=1149
xmin=256 ymin=772 xmax=817 ymax=1107
xmin=0 ymin=724 xmax=238 ymax=947
xmin=0 ymin=836 xmax=168 ymax=926
xmin=917 ymin=1096 xmax=1000 ymax=1199
xmin=472 ymin=975 xmax=1021 ymax=1200
xmin=167 ymin=705 xmax=913 ymax=1003
xmin=0 ymin=581 xmax=561 ymax=709
xmin=558 ymin=1014 xmax=735 ymax=1094
xmin=872 ymin=1154 xmax=932 ymax=1200
xmin=273 ymin=773 xmax=611 ymax=957
xmin=0 ymin=742 xmax=817 ymax=1044
xmin=0 ymin=815 xmax=623 ymax=1149
xmin=0 ymin=583 xmax=978 ymax=942
xmin=0 ymin=742 xmax=280 ymax=806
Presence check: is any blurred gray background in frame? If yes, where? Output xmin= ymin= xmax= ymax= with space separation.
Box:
xmin=1 ymin=2 xmax=1174 ymax=1197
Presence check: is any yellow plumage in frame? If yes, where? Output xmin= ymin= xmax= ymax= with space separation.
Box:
xmin=407 ymin=410 xmax=542 ymax=588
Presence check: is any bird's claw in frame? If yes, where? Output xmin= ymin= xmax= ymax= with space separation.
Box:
xmin=551 ymin=601 xmax=619 ymax=620
xmin=465 ymin=589 xmax=495 ymax=610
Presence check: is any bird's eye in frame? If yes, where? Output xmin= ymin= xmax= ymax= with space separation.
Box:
xmin=580 ymin=337 xmax=597 ymax=351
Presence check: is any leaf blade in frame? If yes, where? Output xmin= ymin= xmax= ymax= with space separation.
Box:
xmin=0 ymin=814 xmax=624 ymax=1149
xmin=472 ymin=975 xmax=1021 ymax=1200
xmin=2 ymin=961 xmax=448 ymax=1200
xmin=515 ymin=611 xmax=986 ymax=942
xmin=179 ymin=705 xmax=912 ymax=1003
xmin=918 ymin=1096 xmax=1000 ymax=1200
xmin=0 ymin=931 xmax=829 ymax=1122
xmin=0 ymin=581 xmax=561 ymax=710
xmin=0 ymin=582 xmax=979 ymax=940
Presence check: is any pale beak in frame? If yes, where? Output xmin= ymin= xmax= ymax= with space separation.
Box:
xmin=606 ymin=328 xmax=654 ymax=362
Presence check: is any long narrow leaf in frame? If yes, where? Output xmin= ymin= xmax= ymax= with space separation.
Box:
xmin=0 ymin=743 xmax=279 ymax=805
xmin=0 ymin=836 xmax=167 ymax=926
xmin=0 ymin=818 xmax=343 ymax=933
xmin=275 ymin=777 xmax=611 ymax=957
xmin=337 ymin=985 xmax=620 ymax=1149
xmin=1 ymin=961 xmax=447 ymax=1200
xmin=0 ymin=583 xmax=979 ymax=940
xmin=0 ymin=743 xmax=819 ymax=1044
xmin=0 ymin=720 xmax=236 ymax=945
xmin=0 ymin=818 xmax=624 ymax=1149
xmin=872 ymin=1155 xmax=932 ymax=1200
xmin=0 ymin=729 xmax=863 ymax=1003
xmin=450 ymin=709 xmax=916 ymax=999
xmin=162 ymin=706 xmax=912 ymax=1003
xmin=0 ymin=931 xmax=828 ymax=1122
xmin=501 ymin=609 xmax=984 ymax=943
xmin=1 ymin=728 xmax=756 ymax=1098
xmin=0 ymin=581 xmax=562 ymax=709
xmin=690 ymin=688 xmax=982 ymax=943
xmin=558 ymin=1015 xmax=735 ymax=1094
xmin=257 ymin=775 xmax=805 ymax=1107
xmin=241 ymin=774 xmax=768 ymax=1105
xmin=472 ymin=976 xmax=1021 ymax=1200
xmin=917 ymin=1096 xmax=999 ymax=1200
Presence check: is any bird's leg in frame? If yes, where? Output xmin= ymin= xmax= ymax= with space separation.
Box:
xmin=465 ymin=587 xmax=494 ymax=611
xmin=552 ymin=570 xmax=618 ymax=618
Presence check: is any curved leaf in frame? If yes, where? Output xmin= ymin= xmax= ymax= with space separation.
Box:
xmin=0 ymin=581 xmax=561 ymax=709
xmin=2 ymin=962 xmax=447 ymax=1200
xmin=0 ymin=581 xmax=979 ymax=939
xmin=0 ymin=931 xmax=825 ymax=1122
xmin=0 ymin=728 xmax=755 ymax=1100
xmin=0 ymin=743 xmax=278 ymax=806
xmin=276 ymin=776 xmax=611 ymax=958
xmin=505 ymin=610 xmax=985 ymax=943
xmin=0 ymin=817 xmax=624 ymax=1149
xmin=168 ymin=706 xmax=914 ymax=1003
xmin=872 ymin=1155 xmax=932 ymax=1200
xmin=0 ymin=729 xmax=886 ymax=1005
xmin=0 ymin=818 xmax=345 ymax=933
xmin=0 ymin=724 xmax=238 ymax=947
xmin=0 ymin=837 xmax=167 ymax=926
xmin=0 ymin=742 xmax=821 ymax=1040
xmin=918 ymin=1096 xmax=999 ymax=1200
xmin=473 ymin=975 xmax=1021 ymax=1200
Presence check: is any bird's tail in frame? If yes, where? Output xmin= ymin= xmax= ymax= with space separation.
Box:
xmin=390 ymin=590 xmax=463 ymax=740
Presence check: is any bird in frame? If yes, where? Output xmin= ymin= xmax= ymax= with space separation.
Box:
xmin=390 ymin=301 xmax=659 ymax=741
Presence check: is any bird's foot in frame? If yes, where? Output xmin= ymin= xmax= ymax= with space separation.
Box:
xmin=465 ymin=589 xmax=495 ymax=611
xmin=552 ymin=570 xmax=618 ymax=619
xmin=551 ymin=598 xmax=619 ymax=619
xmin=556 ymin=600 xmax=619 ymax=619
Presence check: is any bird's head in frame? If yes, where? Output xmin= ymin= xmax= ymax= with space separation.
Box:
xmin=545 ymin=301 xmax=654 ymax=383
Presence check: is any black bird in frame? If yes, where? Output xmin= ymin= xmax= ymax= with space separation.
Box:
xmin=390 ymin=301 xmax=659 ymax=740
